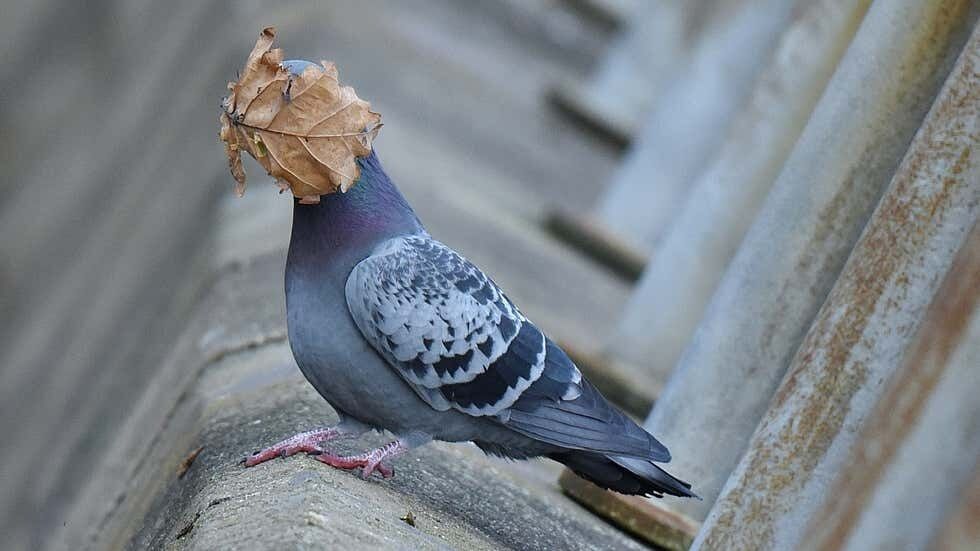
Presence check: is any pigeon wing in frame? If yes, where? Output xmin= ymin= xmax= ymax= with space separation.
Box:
xmin=346 ymin=235 xmax=668 ymax=461
xmin=346 ymin=235 xmax=545 ymax=415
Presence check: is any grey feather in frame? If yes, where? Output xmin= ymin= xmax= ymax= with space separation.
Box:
xmin=346 ymin=235 xmax=550 ymax=416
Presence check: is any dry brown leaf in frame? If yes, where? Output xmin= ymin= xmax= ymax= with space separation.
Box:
xmin=219 ymin=27 xmax=382 ymax=202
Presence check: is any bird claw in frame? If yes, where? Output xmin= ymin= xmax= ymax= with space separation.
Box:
xmin=312 ymin=440 xmax=407 ymax=479
xmin=366 ymin=461 xmax=395 ymax=479
xmin=245 ymin=431 xmax=406 ymax=479
xmin=243 ymin=428 xmax=340 ymax=467
xmin=313 ymin=453 xmax=394 ymax=479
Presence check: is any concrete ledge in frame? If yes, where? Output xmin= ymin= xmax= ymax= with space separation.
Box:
xmin=132 ymin=344 xmax=646 ymax=550
xmin=63 ymin=253 xmax=648 ymax=550
xmin=547 ymin=82 xmax=635 ymax=151
xmin=544 ymin=208 xmax=647 ymax=282
xmin=560 ymin=470 xmax=699 ymax=551
xmin=56 ymin=251 xmax=289 ymax=550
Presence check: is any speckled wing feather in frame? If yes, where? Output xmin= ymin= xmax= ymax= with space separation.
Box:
xmin=346 ymin=234 xmax=669 ymax=461
xmin=346 ymin=235 xmax=550 ymax=415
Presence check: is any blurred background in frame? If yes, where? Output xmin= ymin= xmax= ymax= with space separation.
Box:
xmin=1 ymin=1 xmax=977 ymax=550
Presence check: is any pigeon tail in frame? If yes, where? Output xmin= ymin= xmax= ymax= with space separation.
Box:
xmin=552 ymin=450 xmax=698 ymax=498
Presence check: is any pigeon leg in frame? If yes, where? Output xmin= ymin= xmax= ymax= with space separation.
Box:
xmin=244 ymin=427 xmax=346 ymax=467
xmin=314 ymin=439 xmax=409 ymax=479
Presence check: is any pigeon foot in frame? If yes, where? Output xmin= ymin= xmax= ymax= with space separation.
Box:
xmin=313 ymin=440 xmax=408 ymax=479
xmin=244 ymin=427 xmax=342 ymax=467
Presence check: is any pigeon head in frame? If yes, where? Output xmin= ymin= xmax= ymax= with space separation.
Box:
xmin=282 ymin=59 xmax=318 ymax=76
xmin=282 ymin=60 xmax=422 ymax=266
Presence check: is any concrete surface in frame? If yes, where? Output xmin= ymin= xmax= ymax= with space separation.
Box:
xmin=57 ymin=252 xmax=647 ymax=551
xmin=799 ymin=224 xmax=980 ymax=550
xmin=595 ymin=0 xmax=800 ymax=253
xmin=641 ymin=0 xmax=977 ymax=520
xmin=549 ymin=0 xmax=711 ymax=144
xmin=695 ymin=24 xmax=980 ymax=547
xmin=560 ymin=469 xmax=699 ymax=550
xmin=605 ymin=0 xmax=872 ymax=382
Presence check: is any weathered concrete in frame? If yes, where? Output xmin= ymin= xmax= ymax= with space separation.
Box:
xmin=694 ymin=24 xmax=980 ymax=548
xmin=798 ymin=223 xmax=980 ymax=551
xmin=560 ymin=470 xmax=698 ymax=551
xmin=595 ymin=0 xmax=800 ymax=254
xmin=550 ymin=0 xmax=710 ymax=145
xmin=55 ymin=253 xmax=289 ymax=551
xmin=642 ymin=0 xmax=978 ymax=521
xmin=0 ymin=3 xmax=245 ymax=548
xmin=543 ymin=210 xmax=648 ymax=281
xmin=148 ymin=349 xmax=645 ymax=551
xmin=56 ymin=253 xmax=648 ymax=551
xmin=606 ymin=0 xmax=873 ymax=381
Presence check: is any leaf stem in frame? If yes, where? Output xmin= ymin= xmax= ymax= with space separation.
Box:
xmin=229 ymin=117 xmax=378 ymax=139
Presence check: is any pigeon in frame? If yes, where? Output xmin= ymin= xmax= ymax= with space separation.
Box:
xmin=243 ymin=60 xmax=696 ymax=499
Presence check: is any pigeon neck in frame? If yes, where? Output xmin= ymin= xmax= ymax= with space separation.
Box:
xmin=287 ymin=151 xmax=423 ymax=270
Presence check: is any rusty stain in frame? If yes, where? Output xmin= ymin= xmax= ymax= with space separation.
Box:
xmin=754 ymin=0 xmax=974 ymax=371
xmin=699 ymin=16 xmax=979 ymax=549
xmin=802 ymin=223 xmax=980 ymax=551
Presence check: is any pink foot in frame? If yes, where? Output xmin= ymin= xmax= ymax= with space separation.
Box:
xmin=244 ymin=428 xmax=341 ymax=467
xmin=313 ymin=440 xmax=407 ymax=479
